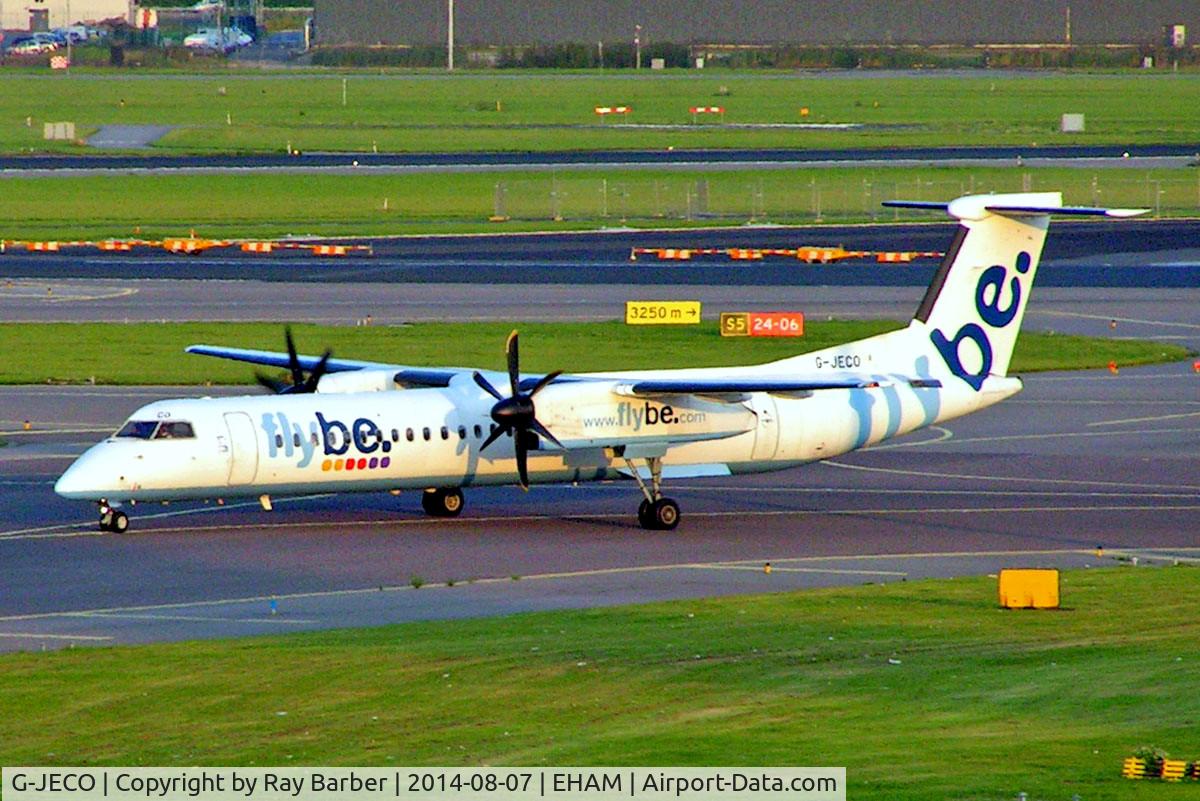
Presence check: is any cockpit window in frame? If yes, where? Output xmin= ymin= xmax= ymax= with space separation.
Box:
xmin=115 ymin=420 xmax=196 ymax=440
xmin=116 ymin=420 xmax=158 ymax=439
xmin=154 ymin=421 xmax=196 ymax=439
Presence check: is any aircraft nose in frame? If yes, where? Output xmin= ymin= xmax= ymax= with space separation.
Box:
xmin=55 ymin=459 xmax=95 ymax=499
xmin=55 ymin=448 xmax=119 ymax=500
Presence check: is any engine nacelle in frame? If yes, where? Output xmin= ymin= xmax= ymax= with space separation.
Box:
xmin=316 ymin=369 xmax=399 ymax=394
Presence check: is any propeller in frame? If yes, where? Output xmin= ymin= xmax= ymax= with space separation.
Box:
xmin=472 ymin=330 xmax=563 ymax=490
xmin=255 ymin=327 xmax=332 ymax=395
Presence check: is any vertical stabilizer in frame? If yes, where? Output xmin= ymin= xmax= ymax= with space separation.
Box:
xmin=912 ymin=192 xmax=1056 ymax=385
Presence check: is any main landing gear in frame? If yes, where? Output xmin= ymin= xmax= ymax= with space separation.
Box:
xmin=98 ymin=501 xmax=129 ymax=533
xmin=422 ymin=487 xmax=464 ymax=517
xmin=625 ymin=456 xmax=680 ymax=531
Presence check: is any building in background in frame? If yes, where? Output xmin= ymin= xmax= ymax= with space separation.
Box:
xmin=312 ymin=0 xmax=1200 ymax=47
xmin=1 ymin=0 xmax=130 ymax=31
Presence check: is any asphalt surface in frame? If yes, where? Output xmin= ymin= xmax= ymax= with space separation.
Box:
xmin=3 ymin=220 xmax=1200 ymax=287
xmin=0 ymin=282 xmax=1196 ymax=652
xmin=1 ymin=144 xmax=1197 ymax=174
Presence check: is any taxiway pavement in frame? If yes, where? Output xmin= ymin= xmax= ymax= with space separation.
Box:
xmin=0 ymin=296 xmax=1195 ymax=651
xmin=0 ymin=217 xmax=1196 ymax=651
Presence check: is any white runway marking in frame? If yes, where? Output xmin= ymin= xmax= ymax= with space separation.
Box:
xmin=824 ymin=460 xmax=1200 ymax=492
xmin=1037 ymin=310 xmax=1200 ymax=330
xmin=1087 ymin=411 xmax=1200 ymax=427
xmin=5 ymin=502 xmax=1198 ymax=544
xmin=0 ymin=631 xmax=113 ymax=642
xmin=78 ymin=612 xmax=316 ymax=625
xmin=899 ymin=425 xmax=1199 ymax=446
xmin=0 ymin=494 xmax=333 ymax=541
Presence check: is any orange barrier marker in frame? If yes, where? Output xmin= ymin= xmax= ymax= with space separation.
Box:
xmin=689 ymin=105 xmax=725 ymax=123
xmin=241 ymin=242 xmax=274 ymax=254
xmin=1193 ymin=360 xmax=1200 ymax=373
xmin=1108 ymin=361 xmax=1119 ymax=375
xmin=163 ymin=238 xmax=219 ymax=255
xmin=97 ymin=241 xmax=134 ymax=252
xmin=26 ymin=241 xmax=60 ymax=252
xmin=312 ymin=244 xmax=348 ymax=257
xmin=728 ymin=248 xmax=764 ymax=261
xmin=654 ymin=248 xmax=692 ymax=260
xmin=594 ymin=106 xmax=632 ymax=118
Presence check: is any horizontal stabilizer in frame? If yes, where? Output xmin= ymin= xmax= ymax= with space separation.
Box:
xmin=883 ymin=198 xmax=1148 ymax=219
xmin=981 ymin=204 xmax=1148 ymax=218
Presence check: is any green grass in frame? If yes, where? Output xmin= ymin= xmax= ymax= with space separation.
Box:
xmin=5 ymin=72 xmax=1200 ymax=154
xmin=0 ymin=321 xmax=1189 ymax=385
xmin=1 ymin=567 xmax=1197 ymax=800
xmin=0 ymin=165 xmax=1197 ymax=239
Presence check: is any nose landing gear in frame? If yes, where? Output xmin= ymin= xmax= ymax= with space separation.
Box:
xmin=98 ymin=501 xmax=129 ymax=533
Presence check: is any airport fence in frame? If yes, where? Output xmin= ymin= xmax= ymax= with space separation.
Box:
xmin=491 ymin=172 xmax=1200 ymax=224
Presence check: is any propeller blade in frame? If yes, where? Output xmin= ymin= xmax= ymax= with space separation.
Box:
xmin=514 ymin=435 xmax=529 ymax=491
xmin=480 ymin=424 xmax=507 ymax=452
xmin=529 ymin=418 xmax=564 ymax=450
xmin=505 ymin=329 xmax=520 ymax=397
xmin=528 ymin=370 xmax=562 ymax=397
xmin=472 ymin=371 xmax=505 ymax=401
xmin=284 ymin=327 xmax=304 ymax=386
xmin=255 ymin=371 xmax=288 ymax=394
xmin=303 ymin=349 xmax=332 ymax=392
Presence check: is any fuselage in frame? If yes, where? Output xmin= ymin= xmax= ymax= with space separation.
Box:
xmin=55 ymin=365 xmax=1021 ymax=504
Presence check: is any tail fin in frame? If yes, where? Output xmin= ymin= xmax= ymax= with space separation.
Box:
xmin=885 ymin=193 xmax=1146 ymax=390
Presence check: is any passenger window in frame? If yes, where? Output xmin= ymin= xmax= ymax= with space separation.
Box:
xmin=153 ymin=421 xmax=196 ymax=439
xmin=116 ymin=420 xmax=158 ymax=439
xmin=293 ymin=433 xmax=301 ymax=447
xmin=406 ymin=428 xmax=414 ymax=442
xmin=473 ymin=424 xmax=482 ymax=438
xmin=391 ymin=429 xmax=399 ymax=442
xmin=311 ymin=432 xmax=319 ymax=445
xmin=441 ymin=426 xmax=449 ymax=440
xmin=422 ymin=427 xmax=431 ymax=441
xmin=458 ymin=426 xmax=466 ymax=440
xmin=275 ymin=434 xmax=284 ymax=448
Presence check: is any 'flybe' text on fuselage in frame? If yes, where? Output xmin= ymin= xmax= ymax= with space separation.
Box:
xmin=260 ymin=411 xmax=391 ymax=469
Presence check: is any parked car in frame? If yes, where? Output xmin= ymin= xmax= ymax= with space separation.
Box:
xmin=4 ymin=36 xmax=52 ymax=54
xmin=183 ymin=26 xmax=252 ymax=52
xmin=31 ymin=32 xmax=61 ymax=51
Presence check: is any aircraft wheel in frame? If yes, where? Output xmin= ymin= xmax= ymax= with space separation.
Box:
xmin=652 ymin=498 xmax=680 ymax=530
xmin=637 ymin=499 xmax=652 ymax=529
xmin=638 ymin=498 xmax=680 ymax=530
xmin=99 ymin=508 xmax=129 ymax=533
xmin=422 ymin=488 xmax=464 ymax=518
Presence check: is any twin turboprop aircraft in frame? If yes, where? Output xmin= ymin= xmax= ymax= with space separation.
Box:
xmin=56 ymin=193 xmax=1145 ymax=533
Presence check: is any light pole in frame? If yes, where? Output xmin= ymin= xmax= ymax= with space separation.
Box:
xmin=634 ymin=24 xmax=641 ymax=70
xmin=447 ymin=0 xmax=454 ymax=71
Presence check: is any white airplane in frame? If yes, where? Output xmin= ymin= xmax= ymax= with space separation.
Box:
xmin=56 ymin=193 xmax=1145 ymax=533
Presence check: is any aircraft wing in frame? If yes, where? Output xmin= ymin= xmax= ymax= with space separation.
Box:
xmin=186 ymin=345 xmax=940 ymax=397
xmin=185 ymin=344 xmax=467 ymax=387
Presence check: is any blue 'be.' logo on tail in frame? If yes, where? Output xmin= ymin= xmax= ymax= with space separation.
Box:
xmin=930 ymin=251 xmax=1031 ymax=391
